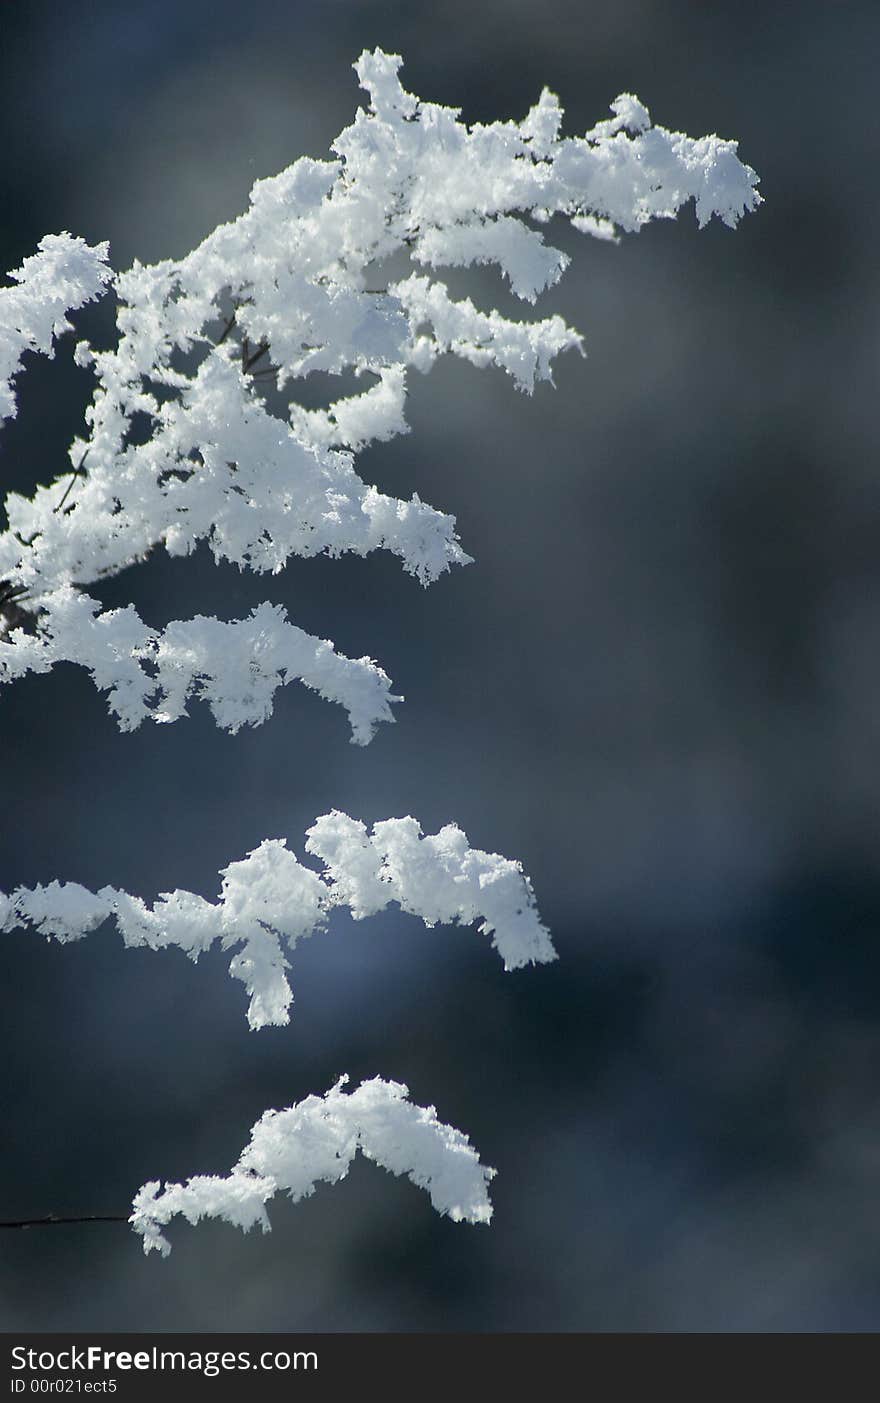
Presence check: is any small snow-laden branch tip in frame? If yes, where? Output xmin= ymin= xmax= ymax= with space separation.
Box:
xmin=1 ymin=814 xmax=553 ymax=1029
xmin=130 ymin=1076 xmax=495 ymax=1256
xmin=306 ymin=810 xmax=556 ymax=970
xmin=0 ymin=52 xmax=758 ymax=731
xmin=0 ymin=588 xmax=400 ymax=744
xmin=0 ymin=233 xmax=112 ymax=424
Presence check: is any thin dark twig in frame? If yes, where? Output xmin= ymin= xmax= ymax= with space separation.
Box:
xmin=55 ymin=449 xmax=89 ymax=513
xmin=0 ymin=579 xmax=33 ymax=632
xmin=244 ymin=341 xmax=270 ymax=372
xmin=0 ymin=1214 xmax=128 ymax=1229
xmin=0 ymin=581 xmax=28 ymax=606
xmin=216 ymin=311 xmax=237 ymax=345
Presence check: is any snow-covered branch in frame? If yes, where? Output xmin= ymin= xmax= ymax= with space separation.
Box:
xmin=1 ymin=812 xmax=554 ymax=1029
xmin=131 ymin=1077 xmax=495 ymax=1256
xmin=0 ymin=49 xmax=759 ymax=733
xmin=0 ymin=587 xmax=399 ymax=742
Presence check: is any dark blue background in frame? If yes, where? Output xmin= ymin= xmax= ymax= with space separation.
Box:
xmin=2 ymin=0 xmax=879 ymax=1331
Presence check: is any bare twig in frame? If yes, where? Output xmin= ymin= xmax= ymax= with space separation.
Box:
xmin=215 ymin=311 xmax=237 ymax=345
xmin=55 ymin=448 xmax=89 ymax=513
xmin=244 ymin=341 xmax=270 ymax=372
xmin=0 ymin=580 xmax=34 ymax=634
xmin=0 ymin=1214 xmax=128 ymax=1230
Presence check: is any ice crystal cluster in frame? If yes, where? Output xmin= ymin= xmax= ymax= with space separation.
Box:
xmin=0 ymin=51 xmax=758 ymax=1251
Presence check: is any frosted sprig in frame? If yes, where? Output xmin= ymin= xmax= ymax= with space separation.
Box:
xmin=131 ymin=1076 xmax=495 ymax=1256
xmin=0 ymin=587 xmax=399 ymax=742
xmin=1 ymin=811 xmax=554 ymax=1029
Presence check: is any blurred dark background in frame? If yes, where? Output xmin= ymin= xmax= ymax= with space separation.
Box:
xmin=2 ymin=0 xmax=880 ymax=1332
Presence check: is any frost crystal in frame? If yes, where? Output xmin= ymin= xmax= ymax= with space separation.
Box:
xmin=130 ymin=1076 xmax=495 ymax=1256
